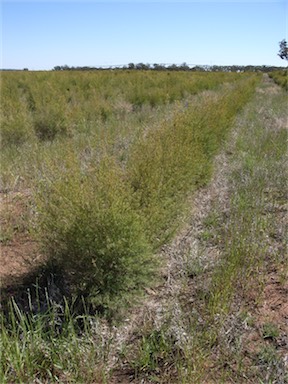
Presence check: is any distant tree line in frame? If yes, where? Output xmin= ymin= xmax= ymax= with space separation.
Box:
xmin=52 ymin=63 xmax=285 ymax=72
xmin=1 ymin=63 xmax=285 ymax=73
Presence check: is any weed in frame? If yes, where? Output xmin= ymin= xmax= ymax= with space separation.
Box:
xmin=0 ymin=294 xmax=105 ymax=383
xmin=262 ymin=323 xmax=280 ymax=340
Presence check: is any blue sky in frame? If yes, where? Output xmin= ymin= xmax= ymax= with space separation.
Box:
xmin=2 ymin=1 xmax=287 ymax=70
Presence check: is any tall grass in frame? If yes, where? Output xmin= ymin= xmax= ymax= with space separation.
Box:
xmin=1 ymin=73 xmax=260 ymax=301
xmin=1 ymin=72 xmax=259 ymax=307
xmin=0 ymin=296 xmax=107 ymax=383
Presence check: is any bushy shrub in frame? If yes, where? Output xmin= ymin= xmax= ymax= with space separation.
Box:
xmin=1 ymin=70 xmax=248 ymax=148
xmin=127 ymin=77 xmax=259 ymax=245
xmin=35 ymin=156 xmax=153 ymax=308
xmin=1 ymin=118 xmax=32 ymax=147
xmin=33 ymin=108 xmax=69 ymax=141
xmin=269 ymin=70 xmax=288 ymax=91
xmin=1 ymin=83 xmax=34 ymax=147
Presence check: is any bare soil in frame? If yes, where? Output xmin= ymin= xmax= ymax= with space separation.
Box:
xmin=0 ymin=190 xmax=45 ymax=287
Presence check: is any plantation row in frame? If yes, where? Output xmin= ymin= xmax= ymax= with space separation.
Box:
xmin=268 ymin=69 xmax=288 ymax=90
xmin=2 ymin=70 xmax=248 ymax=146
xmin=1 ymin=71 xmax=260 ymax=312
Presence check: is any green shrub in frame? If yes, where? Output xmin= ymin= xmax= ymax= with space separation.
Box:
xmin=2 ymin=70 xmax=259 ymax=312
xmin=132 ymin=328 xmax=178 ymax=373
xmin=1 ymin=85 xmax=34 ymax=147
xmin=127 ymin=77 xmax=259 ymax=245
xmin=35 ymin=156 xmax=153 ymax=308
xmin=269 ymin=70 xmax=288 ymax=91
xmin=33 ymin=108 xmax=69 ymax=141
xmin=1 ymin=118 xmax=32 ymax=147
xmin=0 ymin=70 xmax=251 ymax=149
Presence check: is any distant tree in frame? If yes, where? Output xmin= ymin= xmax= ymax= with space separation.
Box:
xmin=191 ymin=65 xmax=205 ymax=72
xmin=167 ymin=64 xmax=178 ymax=71
xmin=278 ymin=39 xmax=288 ymax=61
xmin=153 ymin=63 xmax=166 ymax=71
xmin=179 ymin=62 xmax=190 ymax=71
xmin=136 ymin=63 xmax=149 ymax=70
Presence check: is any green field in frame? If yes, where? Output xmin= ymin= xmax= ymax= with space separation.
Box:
xmin=1 ymin=71 xmax=287 ymax=383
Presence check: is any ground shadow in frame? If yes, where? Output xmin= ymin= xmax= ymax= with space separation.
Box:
xmin=0 ymin=264 xmax=104 ymax=333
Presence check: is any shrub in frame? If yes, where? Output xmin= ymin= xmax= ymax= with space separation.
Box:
xmin=269 ymin=70 xmax=288 ymax=91
xmin=1 ymin=118 xmax=31 ymax=147
xmin=33 ymin=108 xmax=69 ymax=141
xmin=10 ymin=71 xmax=258 ymax=312
xmin=1 ymin=85 xmax=34 ymax=147
xmin=127 ymin=77 xmax=259 ymax=245
xmin=35 ymin=156 xmax=153 ymax=309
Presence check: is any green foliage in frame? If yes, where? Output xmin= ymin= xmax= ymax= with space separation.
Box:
xmin=128 ymin=77 xmax=259 ymax=244
xmin=278 ymin=39 xmax=288 ymax=61
xmin=262 ymin=323 xmax=280 ymax=340
xmin=1 ymin=70 xmax=259 ymax=309
xmin=132 ymin=328 xmax=177 ymax=374
xmin=0 ymin=83 xmax=34 ymax=146
xmin=33 ymin=108 xmax=69 ymax=141
xmin=1 ymin=118 xmax=32 ymax=146
xmin=0 ymin=297 xmax=104 ymax=383
xmin=36 ymin=155 xmax=153 ymax=308
xmin=3 ymin=70 xmax=278 ymax=384
xmin=1 ymin=70 xmax=244 ymax=148
xmin=208 ymin=83 xmax=288 ymax=316
xmin=269 ymin=70 xmax=288 ymax=90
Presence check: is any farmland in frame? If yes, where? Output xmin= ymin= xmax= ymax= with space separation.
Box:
xmin=0 ymin=71 xmax=287 ymax=383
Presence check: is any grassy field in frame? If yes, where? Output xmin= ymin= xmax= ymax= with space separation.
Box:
xmin=1 ymin=71 xmax=287 ymax=383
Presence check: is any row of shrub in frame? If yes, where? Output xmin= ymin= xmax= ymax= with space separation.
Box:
xmin=34 ymin=76 xmax=260 ymax=311
xmin=268 ymin=69 xmax=288 ymax=90
xmin=1 ymin=70 xmax=249 ymax=146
